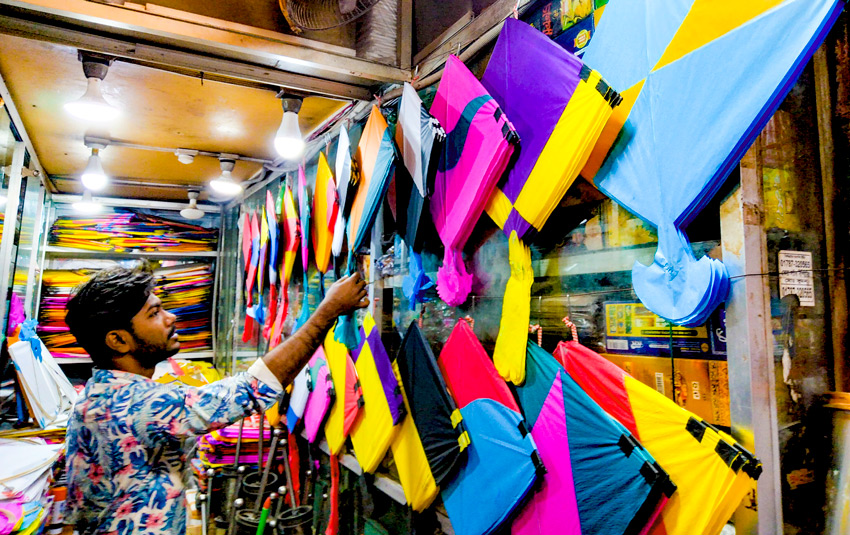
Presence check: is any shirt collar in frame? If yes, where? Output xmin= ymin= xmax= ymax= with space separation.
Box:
xmin=92 ymin=368 xmax=154 ymax=386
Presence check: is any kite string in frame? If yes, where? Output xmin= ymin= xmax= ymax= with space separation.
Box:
xmin=562 ymin=317 xmax=578 ymax=343
xmin=728 ymin=266 xmax=849 ymax=281
xmin=528 ymin=324 xmax=542 ymax=346
xmin=463 ymin=315 xmax=475 ymax=332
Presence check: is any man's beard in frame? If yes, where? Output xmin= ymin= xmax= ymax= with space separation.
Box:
xmin=131 ymin=327 xmax=179 ymax=368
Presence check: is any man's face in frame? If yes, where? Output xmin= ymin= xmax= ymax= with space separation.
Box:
xmin=128 ymin=293 xmax=180 ymax=367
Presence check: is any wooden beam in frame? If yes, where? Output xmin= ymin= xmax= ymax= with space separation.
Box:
xmin=398 ymin=0 xmax=413 ymax=70
xmin=412 ymin=10 xmax=473 ymax=66
xmin=414 ymin=0 xmax=533 ymax=79
xmin=0 ymin=0 xmax=410 ymax=85
xmin=0 ymin=14 xmax=374 ymax=100
xmin=813 ymin=44 xmax=848 ymax=391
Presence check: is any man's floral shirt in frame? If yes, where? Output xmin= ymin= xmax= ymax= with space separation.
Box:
xmin=65 ymin=363 xmax=280 ymax=534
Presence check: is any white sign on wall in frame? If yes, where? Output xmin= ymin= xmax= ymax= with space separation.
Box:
xmin=778 ymin=250 xmax=815 ymax=307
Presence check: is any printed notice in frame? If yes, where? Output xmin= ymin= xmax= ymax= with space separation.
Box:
xmin=778 ymin=250 xmax=815 ymax=306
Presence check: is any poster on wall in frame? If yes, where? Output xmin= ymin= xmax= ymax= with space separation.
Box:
xmin=778 ymin=250 xmax=816 ymax=306
xmin=603 ymin=301 xmax=726 ymax=358
xmin=524 ymin=0 xmax=605 ymax=56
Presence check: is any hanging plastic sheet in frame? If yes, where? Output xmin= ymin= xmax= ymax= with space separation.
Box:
xmin=580 ymin=0 xmax=843 ymax=326
xmin=395 ymin=82 xmax=445 ymax=309
xmin=429 ymin=55 xmax=518 ymax=307
xmin=270 ymin=185 xmax=301 ymax=346
xmin=303 ymin=347 xmax=335 ymax=443
xmin=513 ymin=342 xmax=673 ymax=535
xmin=349 ymin=314 xmax=404 ymax=473
xmin=479 ymin=18 xmax=621 ymax=382
xmin=335 ymin=105 xmax=398 ymax=349
xmin=395 ymin=321 xmax=467 ymax=486
xmin=556 ymin=341 xmax=761 ymax=535
xmin=312 ymin=152 xmax=339 ymax=294
xmin=323 ymin=325 xmax=363 ymax=456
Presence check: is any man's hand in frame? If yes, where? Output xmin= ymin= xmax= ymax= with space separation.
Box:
xmin=262 ymin=272 xmax=369 ymax=386
xmin=320 ymin=272 xmax=370 ymax=317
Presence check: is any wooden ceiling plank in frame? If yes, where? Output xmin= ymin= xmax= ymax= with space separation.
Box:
xmin=415 ymin=0 xmax=532 ymax=80
xmin=0 ymin=14 xmax=374 ymax=100
xmin=0 ymin=0 xmax=410 ymax=85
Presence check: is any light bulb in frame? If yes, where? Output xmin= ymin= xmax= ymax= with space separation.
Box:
xmin=81 ymin=149 xmax=108 ymax=191
xmin=274 ymin=110 xmax=304 ymax=160
xmin=73 ymin=190 xmax=102 ymax=214
xmin=64 ymin=78 xmax=121 ymax=122
xmin=180 ymin=192 xmax=205 ymax=219
xmin=210 ymin=170 xmax=242 ymax=197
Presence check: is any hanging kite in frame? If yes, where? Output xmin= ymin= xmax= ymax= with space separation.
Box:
xmin=323 ymin=325 xmax=363 ymax=456
xmin=479 ymin=18 xmax=622 ymax=383
xmin=513 ymin=341 xmax=674 ymax=535
xmin=389 ymin=359 xmax=440 ymax=512
xmin=556 ymin=340 xmax=761 ymax=535
xmin=395 ymin=321 xmax=468 ymax=486
xmin=263 ymin=190 xmax=280 ymax=340
xmin=579 ymin=0 xmax=843 ymax=326
xmin=349 ymin=313 xmax=405 ymax=473
xmin=303 ymin=347 xmax=335 ymax=443
xmin=287 ymin=364 xmax=311 ymax=433
xmin=435 ymin=320 xmax=543 ymax=535
xmin=312 ymin=152 xmax=339 ymax=295
xmin=270 ymin=184 xmax=301 ymax=346
xmin=242 ymin=212 xmax=261 ymax=344
xmin=335 ymin=106 xmax=398 ymax=349
xmin=429 ymin=55 xmax=518 ymax=307
xmin=331 ymin=127 xmax=358 ymax=263
xmin=255 ymin=205 xmax=270 ymax=327
xmin=295 ymin=166 xmax=313 ymax=331
xmin=395 ymin=82 xmax=445 ymax=309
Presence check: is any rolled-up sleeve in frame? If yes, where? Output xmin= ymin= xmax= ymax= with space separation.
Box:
xmin=131 ymin=359 xmax=283 ymax=444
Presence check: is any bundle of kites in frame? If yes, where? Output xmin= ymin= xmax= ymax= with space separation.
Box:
xmin=232 ymin=1 xmax=845 ymax=531
xmin=38 ymin=264 xmax=215 ymax=359
xmin=49 ymin=209 xmax=218 ymax=252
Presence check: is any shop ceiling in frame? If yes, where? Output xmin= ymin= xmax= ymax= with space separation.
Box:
xmin=0 ymin=0 xmax=526 ymax=202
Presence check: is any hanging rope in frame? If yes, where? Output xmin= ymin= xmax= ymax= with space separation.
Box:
xmin=463 ymin=315 xmax=475 ymax=331
xmin=562 ymin=316 xmax=578 ymax=342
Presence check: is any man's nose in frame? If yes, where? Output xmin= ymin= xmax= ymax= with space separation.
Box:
xmin=165 ymin=310 xmax=177 ymax=324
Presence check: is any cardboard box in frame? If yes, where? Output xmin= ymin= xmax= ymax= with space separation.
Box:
xmin=603 ymin=301 xmax=717 ymax=358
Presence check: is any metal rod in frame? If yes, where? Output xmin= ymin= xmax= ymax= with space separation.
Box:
xmin=274 ymin=486 xmax=287 ymax=518
xmin=233 ymin=418 xmax=245 ymax=469
xmin=257 ymin=413 xmax=265 ymax=478
xmin=227 ymin=498 xmax=244 ymax=535
xmin=255 ymin=429 xmax=281 ymax=513
xmin=281 ymin=437 xmax=297 ymax=508
xmin=198 ymin=493 xmax=208 ymax=535
xmin=205 ymin=468 xmax=215 ymax=525
xmin=234 ymin=465 xmax=247 ymax=511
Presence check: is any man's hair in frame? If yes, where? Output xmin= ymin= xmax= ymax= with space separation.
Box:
xmin=65 ymin=264 xmax=155 ymax=368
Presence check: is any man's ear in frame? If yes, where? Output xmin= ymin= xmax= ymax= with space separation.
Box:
xmin=105 ymin=329 xmax=134 ymax=355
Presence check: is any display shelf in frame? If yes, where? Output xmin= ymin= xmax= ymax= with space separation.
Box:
xmin=55 ymin=357 xmax=92 ymax=364
xmin=43 ymin=245 xmax=219 ymax=259
xmin=54 ymin=351 xmax=214 ymax=365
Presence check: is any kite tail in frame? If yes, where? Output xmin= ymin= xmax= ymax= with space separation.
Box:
xmin=325 ymin=454 xmax=340 ymax=535
xmin=241 ymin=307 xmax=258 ymax=345
xmin=334 ymin=250 xmax=361 ymax=350
xmin=263 ymin=284 xmax=278 ymax=340
xmin=270 ymin=291 xmax=289 ymax=346
xmin=493 ymin=232 xmax=533 ymax=384
xmin=436 ymin=248 xmax=473 ymax=307
xmin=319 ymin=271 xmax=326 ymax=299
xmin=295 ymin=272 xmax=312 ymax=331
xmin=402 ymin=249 xmax=434 ymax=310
xmin=288 ymin=429 xmax=301 ymax=506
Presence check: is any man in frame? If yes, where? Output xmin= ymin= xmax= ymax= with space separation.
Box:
xmin=62 ymin=265 xmax=368 ymax=535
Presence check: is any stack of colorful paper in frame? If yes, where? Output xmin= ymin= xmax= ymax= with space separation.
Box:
xmin=154 ymin=264 xmax=214 ymax=352
xmin=37 ymin=270 xmax=94 ymax=360
xmin=197 ymin=418 xmax=281 ymax=467
xmin=49 ymin=210 xmax=218 ymax=252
